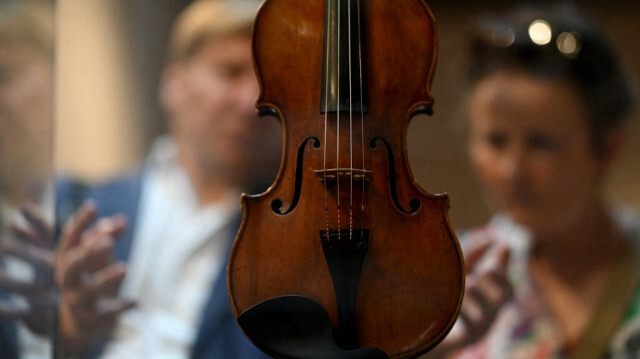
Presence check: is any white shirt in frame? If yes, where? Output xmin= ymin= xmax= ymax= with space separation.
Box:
xmin=103 ymin=137 xmax=240 ymax=359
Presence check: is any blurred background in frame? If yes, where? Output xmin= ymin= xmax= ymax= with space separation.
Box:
xmin=55 ymin=0 xmax=640 ymax=230
xmin=0 ymin=0 xmax=634 ymax=357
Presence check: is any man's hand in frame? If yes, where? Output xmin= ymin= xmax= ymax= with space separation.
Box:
xmin=0 ymin=202 xmax=55 ymax=336
xmin=422 ymin=235 xmax=513 ymax=358
xmin=55 ymin=201 xmax=135 ymax=355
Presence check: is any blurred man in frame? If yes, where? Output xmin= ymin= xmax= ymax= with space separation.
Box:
xmin=0 ymin=0 xmax=55 ymax=358
xmin=55 ymin=1 xmax=280 ymax=358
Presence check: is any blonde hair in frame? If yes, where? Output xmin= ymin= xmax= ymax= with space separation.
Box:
xmin=168 ymin=0 xmax=261 ymax=62
xmin=0 ymin=0 xmax=54 ymax=62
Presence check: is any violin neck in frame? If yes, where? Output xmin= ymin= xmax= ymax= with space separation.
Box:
xmin=321 ymin=0 xmax=369 ymax=114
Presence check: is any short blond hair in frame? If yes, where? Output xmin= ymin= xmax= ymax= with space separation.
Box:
xmin=0 ymin=0 xmax=54 ymax=61
xmin=168 ymin=0 xmax=261 ymax=62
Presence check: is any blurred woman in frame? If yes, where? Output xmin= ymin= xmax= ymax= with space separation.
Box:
xmin=428 ymin=3 xmax=639 ymax=358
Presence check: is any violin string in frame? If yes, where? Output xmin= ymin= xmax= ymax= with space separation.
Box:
xmin=336 ymin=0 xmax=341 ymax=240
xmin=322 ymin=0 xmax=332 ymax=241
xmin=348 ymin=0 xmax=354 ymax=241
xmin=357 ymin=0 xmax=366 ymax=229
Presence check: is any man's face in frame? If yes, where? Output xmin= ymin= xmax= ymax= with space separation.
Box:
xmin=0 ymin=40 xmax=53 ymax=200
xmin=163 ymin=33 xmax=281 ymax=190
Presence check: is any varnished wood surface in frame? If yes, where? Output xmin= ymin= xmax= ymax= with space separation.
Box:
xmin=228 ymin=1 xmax=464 ymax=357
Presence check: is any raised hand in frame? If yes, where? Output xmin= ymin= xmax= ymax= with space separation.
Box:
xmin=422 ymin=235 xmax=512 ymax=358
xmin=0 ymin=202 xmax=55 ymax=335
xmin=55 ymin=201 xmax=135 ymax=355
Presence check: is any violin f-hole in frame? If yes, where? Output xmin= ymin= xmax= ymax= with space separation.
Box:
xmin=271 ymin=136 xmax=321 ymax=215
xmin=370 ymin=137 xmax=421 ymax=215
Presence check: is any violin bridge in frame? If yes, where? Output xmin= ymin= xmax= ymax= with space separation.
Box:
xmin=315 ymin=168 xmax=371 ymax=182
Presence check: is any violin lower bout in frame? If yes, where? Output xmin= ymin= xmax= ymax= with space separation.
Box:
xmin=228 ymin=190 xmax=464 ymax=358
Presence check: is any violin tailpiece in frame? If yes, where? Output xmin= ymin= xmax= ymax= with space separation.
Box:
xmin=320 ymin=228 xmax=369 ymax=350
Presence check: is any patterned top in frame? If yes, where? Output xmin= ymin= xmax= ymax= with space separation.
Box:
xmin=449 ymin=209 xmax=640 ymax=359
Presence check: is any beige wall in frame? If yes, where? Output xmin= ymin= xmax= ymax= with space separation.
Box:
xmin=55 ymin=0 xmax=143 ymax=181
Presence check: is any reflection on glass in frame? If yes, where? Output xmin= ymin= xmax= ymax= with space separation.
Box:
xmin=528 ymin=19 xmax=552 ymax=45
xmin=557 ymin=31 xmax=581 ymax=58
xmin=0 ymin=0 xmax=55 ymax=358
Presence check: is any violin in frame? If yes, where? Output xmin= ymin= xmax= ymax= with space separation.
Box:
xmin=228 ymin=0 xmax=464 ymax=358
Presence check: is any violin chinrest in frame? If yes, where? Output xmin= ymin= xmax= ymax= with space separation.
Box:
xmin=238 ymin=295 xmax=389 ymax=359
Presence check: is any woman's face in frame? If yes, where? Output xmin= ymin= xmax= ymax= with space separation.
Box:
xmin=468 ymin=70 xmax=607 ymax=236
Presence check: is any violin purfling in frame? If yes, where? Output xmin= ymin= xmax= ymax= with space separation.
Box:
xmin=228 ymin=1 xmax=464 ymax=357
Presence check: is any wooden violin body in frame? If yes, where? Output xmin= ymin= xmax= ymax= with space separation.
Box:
xmin=228 ymin=1 xmax=464 ymax=358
